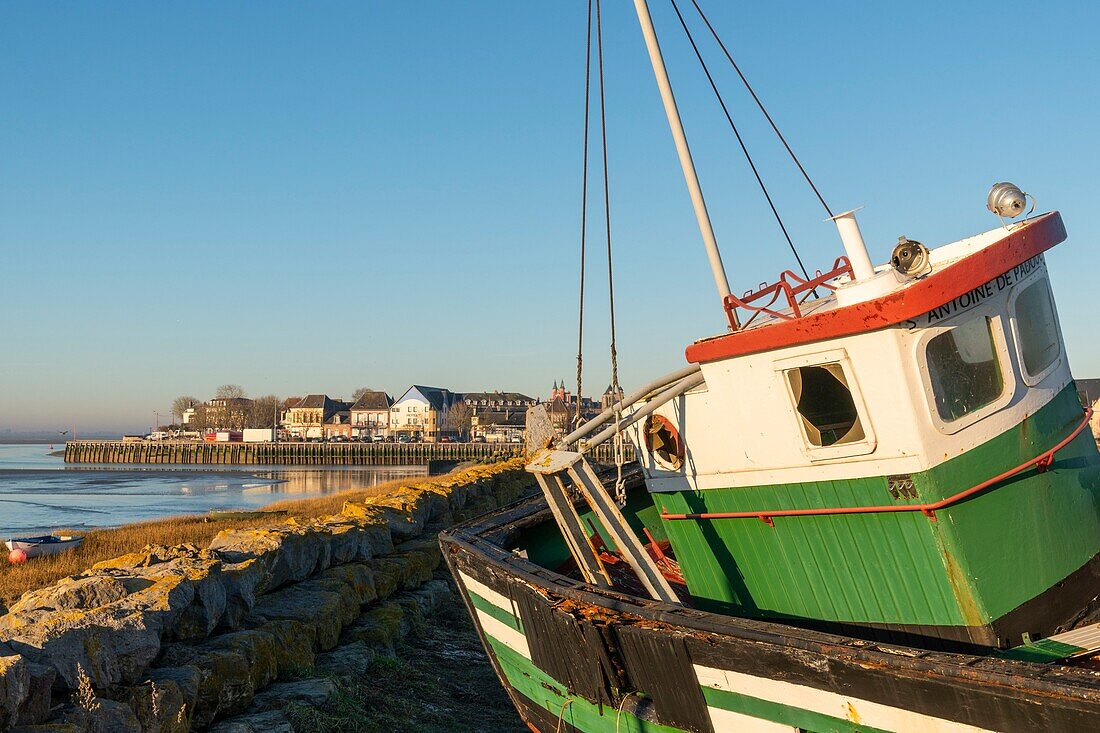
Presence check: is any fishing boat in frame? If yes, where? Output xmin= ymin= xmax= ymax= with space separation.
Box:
xmin=441 ymin=1 xmax=1100 ymax=731
xmin=5 ymin=535 xmax=85 ymax=559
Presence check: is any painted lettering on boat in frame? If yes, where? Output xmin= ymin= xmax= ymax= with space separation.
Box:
xmin=905 ymin=254 xmax=1045 ymax=329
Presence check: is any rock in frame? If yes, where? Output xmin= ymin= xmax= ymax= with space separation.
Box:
xmin=315 ymin=642 xmax=378 ymax=677
xmin=2 ymin=576 xmax=139 ymax=620
xmin=146 ymin=666 xmax=201 ymax=726
xmin=16 ymin=662 xmax=55 ymax=726
xmin=57 ymin=697 xmax=141 ymax=733
xmin=341 ymin=487 xmax=443 ymax=542
xmin=247 ymin=678 xmax=336 ymax=712
xmin=9 ymin=724 xmax=84 ymax=733
xmin=318 ymin=563 xmax=377 ymax=606
xmin=365 ymin=558 xmax=405 ymax=600
xmin=244 ymin=586 xmax=348 ymax=651
xmin=2 ymin=602 xmax=164 ymax=689
xmin=210 ymin=526 xmax=330 ymax=593
xmin=405 ymin=579 xmax=456 ymax=617
xmin=318 ymin=521 xmax=360 ymax=564
xmin=254 ymin=620 xmax=314 ymax=679
xmin=157 ymin=630 xmax=276 ymax=730
xmin=218 ymin=559 xmax=268 ymax=630
xmin=206 ymin=709 xmax=293 ymax=733
xmin=340 ymin=603 xmax=408 ymax=652
xmin=0 ymin=653 xmax=30 ymax=730
xmin=294 ymin=579 xmax=360 ymax=627
xmin=123 ymin=676 xmax=189 ymax=733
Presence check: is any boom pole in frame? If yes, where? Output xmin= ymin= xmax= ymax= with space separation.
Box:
xmin=632 ymin=0 xmax=735 ymax=325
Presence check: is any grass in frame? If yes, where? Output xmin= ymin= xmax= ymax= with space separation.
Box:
xmin=0 ymin=473 xmax=431 ymax=614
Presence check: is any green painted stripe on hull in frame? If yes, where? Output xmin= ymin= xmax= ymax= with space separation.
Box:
xmin=468 ymin=589 xmax=523 ymax=633
xmin=657 ymin=383 xmax=1100 ymax=631
xmin=997 ymin=638 xmax=1084 ymax=663
xmin=701 ymin=685 xmax=891 ymax=733
xmin=484 ymin=634 xmax=689 ymax=733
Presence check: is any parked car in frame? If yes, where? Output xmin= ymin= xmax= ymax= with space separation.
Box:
xmin=472 ymin=435 xmax=487 ymax=443
xmin=439 ymin=436 xmax=453 ymax=443
xmin=509 ymin=436 xmax=523 ymax=444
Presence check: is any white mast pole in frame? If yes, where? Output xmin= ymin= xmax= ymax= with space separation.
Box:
xmin=632 ymin=0 xmax=733 ymax=320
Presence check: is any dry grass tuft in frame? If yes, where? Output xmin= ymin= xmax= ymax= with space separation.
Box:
xmin=0 ymin=473 xmax=430 ymax=613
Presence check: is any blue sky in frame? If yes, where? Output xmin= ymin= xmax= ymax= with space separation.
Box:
xmin=1 ymin=1 xmax=1098 ymax=432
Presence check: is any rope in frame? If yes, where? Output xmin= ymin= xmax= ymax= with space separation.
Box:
xmin=688 ymin=0 xmax=833 ymax=217
xmin=669 ymin=0 xmax=810 ymax=280
xmin=575 ymin=0 xmax=594 ymax=429
xmin=594 ymin=0 xmax=626 ymax=504
xmin=555 ymin=698 xmax=574 ymax=733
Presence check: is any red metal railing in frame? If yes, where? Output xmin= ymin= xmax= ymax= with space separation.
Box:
xmin=661 ymin=407 xmax=1093 ymax=526
xmin=724 ymin=257 xmax=853 ymax=330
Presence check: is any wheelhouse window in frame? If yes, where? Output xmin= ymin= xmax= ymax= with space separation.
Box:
xmin=926 ymin=316 xmax=1004 ymax=422
xmin=644 ymin=414 xmax=684 ymax=470
xmin=1014 ymin=278 xmax=1059 ymax=377
xmin=786 ymin=365 xmax=865 ymax=447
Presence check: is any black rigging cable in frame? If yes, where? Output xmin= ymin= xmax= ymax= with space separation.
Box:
xmin=575 ymin=0 xmax=593 ymax=428
xmin=596 ymin=0 xmax=617 ymax=387
xmin=688 ymin=0 xmax=834 ymax=218
xmin=596 ymin=0 xmax=627 ymax=500
xmin=668 ymin=0 xmax=810 ymax=280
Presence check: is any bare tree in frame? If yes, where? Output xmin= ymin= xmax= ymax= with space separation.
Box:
xmin=350 ymin=387 xmax=376 ymax=402
xmin=215 ymin=384 xmax=247 ymax=399
xmin=248 ymin=395 xmax=280 ymax=429
xmin=443 ymin=401 xmax=473 ymax=440
xmin=171 ymin=395 xmax=199 ymax=422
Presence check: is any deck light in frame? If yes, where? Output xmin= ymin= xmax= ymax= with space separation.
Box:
xmin=987 ymin=182 xmax=1029 ymax=219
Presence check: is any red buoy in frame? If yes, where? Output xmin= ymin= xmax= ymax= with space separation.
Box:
xmin=8 ymin=549 xmax=28 ymax=564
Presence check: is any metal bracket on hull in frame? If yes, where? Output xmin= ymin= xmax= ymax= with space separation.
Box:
xmin=528 ymin=448 xmax=680 ymax=604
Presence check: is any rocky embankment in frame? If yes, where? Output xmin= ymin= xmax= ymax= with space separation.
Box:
xmin=0 ymin=459 xmax=534 ymax=732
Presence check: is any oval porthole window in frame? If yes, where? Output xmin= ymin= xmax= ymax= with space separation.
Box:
xmin=645 ymin=414 xmax=684 ymax=470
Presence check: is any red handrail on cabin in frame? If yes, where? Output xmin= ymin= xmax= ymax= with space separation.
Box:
xmin=724 ymin=257 xmax=853 ymax=328
xmin=661 ymin=407 xmax=1094 ymax=526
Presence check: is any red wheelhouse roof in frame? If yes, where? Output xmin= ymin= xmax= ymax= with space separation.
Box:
xmin=685 ymin=212 xmax=1067 ymax=364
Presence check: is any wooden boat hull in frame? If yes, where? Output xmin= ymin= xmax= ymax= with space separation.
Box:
xmin=441 ymin=496 xmax=1100 ymax=732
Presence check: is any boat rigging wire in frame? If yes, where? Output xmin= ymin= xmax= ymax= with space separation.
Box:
xmin=575 ymin=0 xmax=593 ymax=429
xmin=668 ymin=0 xmax=810 ymax=280
xmin=687 ymin=0 xmax=834 ymax=217
xmin=594 ymin=0 xmax=627 ymax=505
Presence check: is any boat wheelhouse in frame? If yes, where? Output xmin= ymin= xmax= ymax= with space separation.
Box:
xmin=631 ymin=211 xmax=1098 ymax=650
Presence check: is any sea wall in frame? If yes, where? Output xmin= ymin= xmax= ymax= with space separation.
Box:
xmin=0 ymin=459 xmax=536 ymax=732
xmin=64 ymin=440 xmax=630 ymax=466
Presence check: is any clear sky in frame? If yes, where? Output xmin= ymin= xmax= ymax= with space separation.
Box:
xmin=2 ymin=1 xmax=1098 ymax=433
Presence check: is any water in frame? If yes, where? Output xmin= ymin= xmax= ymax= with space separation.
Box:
xmin=0 ymin=444 xmax=429 ymax=537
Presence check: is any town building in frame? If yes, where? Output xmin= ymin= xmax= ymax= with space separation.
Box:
xmin=470 ymin=410 xmax=526 ymax=443
xmin=282 ymin=394 xmax=347 ymax=440
xmin=201 ymin=397 xmax=253 ymax=431
xmin=600 ymin=384 xmax=625 ymax=412
xmin=548 ymin=380 xmax=600 ymax=422
xmin=323 ymin=410 xmax=353 ymax=440
xmin=349 ymin=391 xmax=393 ymax=439
xmin=461 ymin=391 xmax=537 ymax=411
xmin=390 ymin=385 xmax=460 ymax=442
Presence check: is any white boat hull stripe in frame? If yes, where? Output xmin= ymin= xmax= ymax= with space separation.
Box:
xmin=476 ymin=608 xmax=531 ymax=660
xmin=707 ymin=706 xmax=799 ymax=732
xmin=694 ymin=664 xmax=995 ymax=732
xmin=459 ymin=571 xmax=518 ymax=616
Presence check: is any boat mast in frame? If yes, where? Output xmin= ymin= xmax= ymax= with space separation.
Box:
xmin=632 ymin=0 xmax=734 ymax=325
